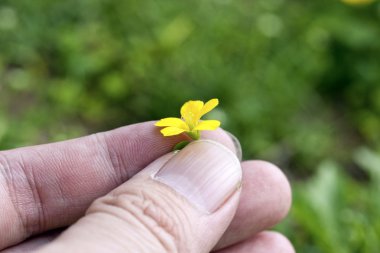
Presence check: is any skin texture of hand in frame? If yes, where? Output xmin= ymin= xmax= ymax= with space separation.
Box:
xmin=0 ymin=122 xmax=294 ymax=253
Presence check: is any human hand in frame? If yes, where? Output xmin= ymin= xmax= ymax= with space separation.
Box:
xmin=0 ymin=122 xmax=293 ymax=252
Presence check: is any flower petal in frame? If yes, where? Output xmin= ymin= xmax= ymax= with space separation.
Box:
xmin=180 ymin=100 xmax=204 ymax=126
xmin=193 ymin=120 xmax=221 ymax=131
xmin=200 ymin=98 xmax=219 ymax=117
xmin=155 ymin=117 xmax=189 ymax=130
xmin=160 ymin=127 xmax=187 ymax=136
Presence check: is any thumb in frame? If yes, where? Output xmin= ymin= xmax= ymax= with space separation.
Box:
xmin=38 ymin=140 xmax=242 ymax=253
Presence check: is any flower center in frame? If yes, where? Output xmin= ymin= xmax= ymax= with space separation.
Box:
xmin=185 ymin=112 xmax=199 ymax=130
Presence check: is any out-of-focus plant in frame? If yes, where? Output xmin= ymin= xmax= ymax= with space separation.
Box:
xmin=1 ymin=0 xmax=380 ymax=252
xmin=278 ymin=148 xmax=380 ymax=252
xmin=1 ymin=0 xmax=379 ymax=176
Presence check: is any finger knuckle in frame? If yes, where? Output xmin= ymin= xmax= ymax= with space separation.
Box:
xmin=0 ymin=152 xmax=43 ymax=237
xmin=87 ymin=184 xmax=192 ymax=253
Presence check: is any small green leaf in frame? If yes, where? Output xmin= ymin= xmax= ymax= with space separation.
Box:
xmin=173 ymin=140 xmax=190 ymax=151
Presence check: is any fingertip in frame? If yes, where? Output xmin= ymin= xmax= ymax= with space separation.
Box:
xmin=242 ymin=160 xmax=292 ymax=222
xmin=215 ymin=160 xmax=292 ymax=249
xmin=254 ymin=231 xmax=295 ymax=253
xmin=223 ymin=131 xmax=242 ymax=161
xmin=250 ymin=231 xmax=295 ymax=253
xmin=202 ymin=128 xmax=242 ymax=160
xmin=216 ymin=231 xmax=295 ymax=253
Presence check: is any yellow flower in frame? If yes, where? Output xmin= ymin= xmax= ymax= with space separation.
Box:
xmin=341 ymin=0 xmax=375 ymax=5
xmin=155 ymin=98 xmax=221 ymax=140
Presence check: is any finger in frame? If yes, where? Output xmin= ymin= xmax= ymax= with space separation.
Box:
xmin=215 ymin=231 xmax=295 ymax=253
xmin=0 ymin=121 xmax=235 ymax=249
xmin=2 ymin=160 xmax=291 ymax=253
xmin=1 ymin=230 xmax=61 ymax=253
xmin=215 ymin=161 xmax=292 ymax=249
xmin=5 ymin=160 xmax=292 ymax=252
xmin=39 ymin=140 xmax=242 ymax=253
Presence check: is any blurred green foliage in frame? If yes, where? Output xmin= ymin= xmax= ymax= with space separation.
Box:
xmin=1 ymin=0 xmax=380 ymax=252
xmin=279 ymin=148 xmax=380 ymax=252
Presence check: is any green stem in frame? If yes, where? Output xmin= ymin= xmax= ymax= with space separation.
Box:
xmin=187 ymin=131 xmax=200 ymax=140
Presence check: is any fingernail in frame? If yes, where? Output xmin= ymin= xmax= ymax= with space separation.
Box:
xmin=154 ymin=140 xmax=242 ymax=213
xmin=225 ymin=131 xmax=242 ymax=161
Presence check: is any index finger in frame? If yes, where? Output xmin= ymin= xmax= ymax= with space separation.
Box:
xmin=0 ymin=121 xmax=235 ymax=250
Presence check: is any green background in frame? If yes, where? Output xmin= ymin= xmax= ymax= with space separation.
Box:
xmin=1 ymin=0 xmax=380 ymax=252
